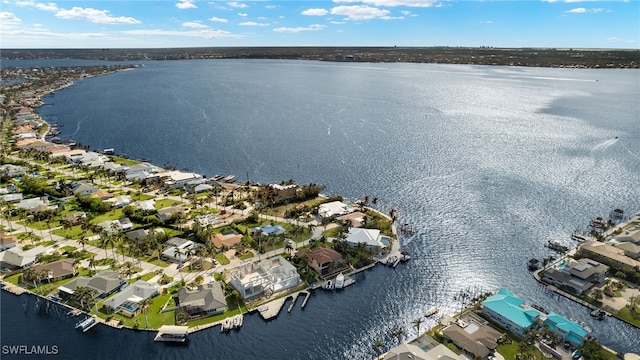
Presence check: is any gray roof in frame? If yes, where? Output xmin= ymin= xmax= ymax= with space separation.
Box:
xmin=60 ymin=270 xmax=123 ymax=296
xmin=103 ymin=280 xmax=159 ymax=310
xmin=177 ymin=282 xmax=227 ymax=315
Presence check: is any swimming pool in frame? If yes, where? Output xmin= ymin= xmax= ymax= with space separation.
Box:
xmin=380 ymin=236 xmax=390 ymax=246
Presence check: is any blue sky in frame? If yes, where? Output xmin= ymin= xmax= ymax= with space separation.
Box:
xmin=1 ymin=0 xmax=637 ymax=48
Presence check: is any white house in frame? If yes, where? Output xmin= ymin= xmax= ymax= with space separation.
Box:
xmin=318 ymin=201 xmax=355 ymax=218
xmin=0 ymin=246 xmax=48 ymax=268
xmin=230 ymin=256 xmax=301 ymax=299
xmin=345 ymin=228 xmax=386 ymax=250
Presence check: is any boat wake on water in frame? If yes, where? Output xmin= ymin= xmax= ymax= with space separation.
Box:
xmin=591 ymin=137 xmax=618 ymax=152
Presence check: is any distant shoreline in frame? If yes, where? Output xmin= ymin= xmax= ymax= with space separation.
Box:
xmin=3 ymin=46 xmax=639 ymax=69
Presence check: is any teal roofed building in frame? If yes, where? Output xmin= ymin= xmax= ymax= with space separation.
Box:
xmin=481 ymin=288 xmax=541 ymax=336
xmin=543 ymin=313 xmax=588 ymax=347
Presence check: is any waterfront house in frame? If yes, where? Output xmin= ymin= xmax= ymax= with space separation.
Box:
xmin=230 ymin=256 xmax=301 ymax=299
xmin=269 ymin=183 xmax=299 ymax=203
xmin=578 ymin=241 xmax=640 ymax=270
xmin=543 ymin=313 xmax=588 ymax=347
xmin=383 ymin=343 xmax=466 ymax=360
xmin=32 ymin=258 xmax=75 ymax=282
xmin=160 ymin=170 xmax=203 ymax=189
xmin=481 ymin=288 xmax=541 ymax=336
xmin=0 ymin=245 xmax=47 ymax=269
xmin=177 ymin=282 xmax=227 ymax=318
xmin=58 ymin=270 xmax=125 ymax=299
xmin=91 ymin=189 xmax=113 ymax=201
xmin=318 ymin=201 xmax=354 ymax=218
xmin=615 ymin=227 xmax=640 ymax=245
xmin=614 ymin=241 xmax=640 ymax=260
xmin=542 ymin=258 xmax=609 ymax=295
xmin=297 ymin=246 xmax=346 ymax=277
xmin=103 ymin=280 xmax=159 ymax=316
xmin=345 ymin=228 xmax=386 ymax=250
xmin=210 ymin=229 xmax=243 ymax=250
xmin=0 ymin=232 xmax=18 ymax=251
xmin=337 ymin=211 xmax=366 ymax=228
xmin=441 ymin=317 xmax=503 ymax=359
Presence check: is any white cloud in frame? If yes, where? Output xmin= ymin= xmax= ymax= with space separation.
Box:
xmin=15 ymin=1 xmax=59 ymax=11
xmin=265 ymin=5 xmax=278 ymax=9
xmin=238 ymin=12 xmax=248 ymax=17
xmin=332 ymin=0 xmax=437 ymax=7
xmin=302 ymin=8 xmax=329 ymax=16
xmin=331 ymin=21 xmax=346 ymax=24
xmin=330 ymin=5 xmax=390 ymax=20
xmin=239 ymin=21 xmax=269 ymax=26
xmin=606 ymin=37 xmax=635 ymax=43
xmin=0 ymin=11 xmax=22 ymax=30
xmin=481 ymin=20 xmax=492 ymax=24
xmin=566 ymin=7 xmax=602 ymax=13
xmin=176 ymin=0 xmax=197 ymax=9
xmin=182 ymin=21 xmax=209 ymax=29
xmin=227 ymin=1 xmax=248 ymax=8
xmin=273 ymin=24 xmax=325 ymax=33
xmin=209 ymin=16 xmax=229 ymax=23
xmin=55 ymin=7 xmax=141 ymax=24
xmin=122 ymin=28 xmax=239 ymax=39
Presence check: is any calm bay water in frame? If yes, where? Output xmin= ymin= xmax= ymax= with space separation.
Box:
xmin=2 ymin=60 xmax=640 ymax=359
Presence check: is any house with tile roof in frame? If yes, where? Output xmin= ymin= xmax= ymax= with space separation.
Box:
xmin=543 ymin=313 xmax=588 ymax=347
xmin=481 ymin=288 xmax=541 ymax=336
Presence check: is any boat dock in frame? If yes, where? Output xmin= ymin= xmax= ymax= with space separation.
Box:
xmin=287 ymin=293 xmax=299 ymax=313
xmin=75 ymin=316 xmax=98 ymax=332
xmin=155 ymin=325 xmax=189 ymax=342
xmin=258 ymin=297 xmax=287 ymax=320
xmin=2 ymin=283 xmax=26 ymax=295
xmin=300 ymin=291 xmax=310 ymax=309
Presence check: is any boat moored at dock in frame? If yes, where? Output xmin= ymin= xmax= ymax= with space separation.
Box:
xmin=154 ymin=325 xmax=189 ymax=342
xmin=334 ymin=274 xmax=344 ymax=289
xmin=75 ymin=316 xmax=98 ymax=333
xmin=425 ymin=307 xmax=439 ymax=317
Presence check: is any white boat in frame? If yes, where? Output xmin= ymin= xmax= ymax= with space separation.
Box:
xmin=221 ymin=317 xmax=232 ymax=332
xmin=233 ymin=314 xmax=243 ymax=329
xmin=335 ymin=274 xmax=345 ymax=289
xmin=223 ymin=175 xmax=236 ymax=183
xmin=75 ymin=316 xmax=97 ymax=332
xmin=324 ymin=280 xmax=334 ymax=290
xmin=425 ymin=307 xmax=439 ymax=317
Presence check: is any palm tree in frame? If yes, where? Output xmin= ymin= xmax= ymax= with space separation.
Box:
xmin=412 ymin=317 xmax=423 ymax=336
xmin=285 ymin=241 xmax=293 ymax=255
xmin=121 ymin=261 xmax=135 ymax=280
xmin=77 ymin=234 xmax=87 ymax=251
xmin=139 ymin=298 xmax=153 ymax=329
xmin=392 ymin=327 xmax=404 ymax=345
xmin=102 ymin=234 xmax=117 ymax=261
xmin=372 ymin=338 xmax=384 ymax=359
xmin=88 ymin=254 xmax=97 ymax=270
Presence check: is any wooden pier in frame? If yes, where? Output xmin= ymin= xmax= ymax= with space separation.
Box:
xmin=287 ymin=293 xmax=299 ymax=313
xmin=300 ymin=291 xmax=310 ymax=309
xmin=258 ymin=297 xmax=287 ymax=320
xmin=2 ymin=283 xmax=26 ymax=295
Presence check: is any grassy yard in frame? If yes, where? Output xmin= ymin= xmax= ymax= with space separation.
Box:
xmin=155 ymin=199 xmax=184 ymax=209
xmin=238 ymin=252 xmax=254 ymax=261
xmin=95 ymin=293 xmax=176 ymax=329
xmin=3 ymin=273 xmax=22 ymax=285
xmin=90 ymin=209 xmax=125 ymax=224
xmin=496 ymin=336 xmax=544 ymax=360
xmin=215 ymin=253 xmax=231 ymax=265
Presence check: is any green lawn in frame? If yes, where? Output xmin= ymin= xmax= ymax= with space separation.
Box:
xmin=3 ymin=273 xmax=22 ymax=285
xmin=496 ymin=336 xmax=544 ymax=360
xmin=215 ymin=253 xmax=230 ymax=265
xmin=95 ymin=293 xmax=176 ymax=329
xmin=238 ymin=252 xmax=254 ymax=260
xmin=90 ymin=209 xmax=125 ymax=224
xmin=155 ymin=199 xmax=183 ymax=209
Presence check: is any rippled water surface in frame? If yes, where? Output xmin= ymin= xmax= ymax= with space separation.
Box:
xmin=3 ymin=60 xmax=640 ymax=359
